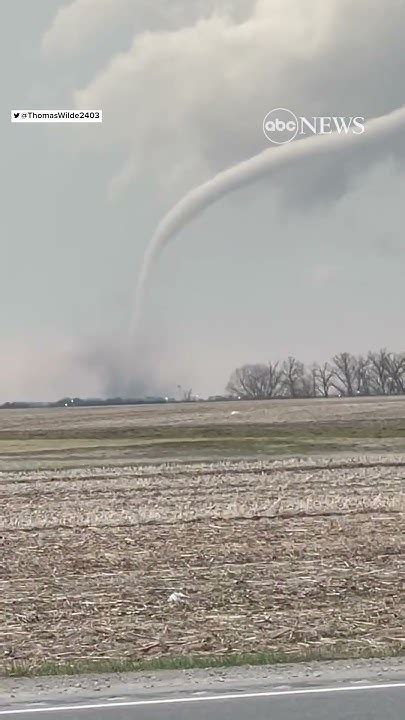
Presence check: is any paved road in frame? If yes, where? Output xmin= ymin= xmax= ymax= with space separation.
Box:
xmin=0 ymin=682 xmax=404 ymax=719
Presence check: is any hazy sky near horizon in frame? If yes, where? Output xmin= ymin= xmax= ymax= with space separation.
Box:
xmin=1 ymin=0 xmax=405 ymax=401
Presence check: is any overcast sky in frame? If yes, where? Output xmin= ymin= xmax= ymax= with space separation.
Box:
xmin=1 ymin=0 xmax=405 ymax=401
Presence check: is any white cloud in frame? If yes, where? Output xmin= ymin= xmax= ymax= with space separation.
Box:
xmin=66 ymin=0 xmax=405 ymax=201
xmin=41 ymin=0 xmax=254 ymax=58
xmin=41 ymin=0 xmax=134 ymax=58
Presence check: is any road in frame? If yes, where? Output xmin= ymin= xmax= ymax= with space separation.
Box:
xmin=0 ymin=682 xmax=404 ymax=719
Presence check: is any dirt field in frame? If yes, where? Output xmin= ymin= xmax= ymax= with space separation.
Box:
xmin=1 ymin=457 xmax=404 ymax=673
xmin=2 ymin=396 xmax=405 ymax=470
xmin=2 ymin=396 xmax=405 ymax=435
xmin=0 ymin=399 xmax=404 ymax=675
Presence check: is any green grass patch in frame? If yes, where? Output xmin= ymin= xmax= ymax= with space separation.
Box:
xmin=2 ymin=420 xmax=405 ymax=469
xmin=3 ymin=644 xmax=404 ymax=679
xmin=2 ymin=419 xmax=405 ymax=442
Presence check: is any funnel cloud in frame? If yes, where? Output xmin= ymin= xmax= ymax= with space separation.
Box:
xmin=3 ymin=1 xmax=405 ymax=400
xmin=132 ymin=106 xmax=405 ymax=337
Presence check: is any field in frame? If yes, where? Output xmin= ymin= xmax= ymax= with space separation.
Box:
xmin=2 ymin=395 xmax=405 ymax=470
xmin=1 ymin=398 xmax=404 ymax=675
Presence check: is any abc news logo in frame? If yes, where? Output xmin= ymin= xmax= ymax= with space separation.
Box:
xmin=263 ymin=108 xmax=365 ymax=144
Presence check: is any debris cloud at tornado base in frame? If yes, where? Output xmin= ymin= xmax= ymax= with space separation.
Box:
xmin=130 ymin=105 xmax=405 ymax=339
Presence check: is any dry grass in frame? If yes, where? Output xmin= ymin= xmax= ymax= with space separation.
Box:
xmin=1 ymin=456 xmax=404 ymax=674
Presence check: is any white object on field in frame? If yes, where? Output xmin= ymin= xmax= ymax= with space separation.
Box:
xmin=230 ymin=410 xmax=240 ymax=415
xmin=168 ymin=592 xmax=187 ymax=605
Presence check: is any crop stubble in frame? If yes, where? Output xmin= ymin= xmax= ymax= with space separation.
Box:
xmin=1 ymin=456 xmax=404 ymax=673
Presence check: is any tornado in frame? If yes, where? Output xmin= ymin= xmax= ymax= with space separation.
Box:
xmin=130 ymin=105 xmax=405 ymax=338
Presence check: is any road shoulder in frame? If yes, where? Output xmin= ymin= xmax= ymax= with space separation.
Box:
xmin=1 ymin=656 xmax=404 ymax=708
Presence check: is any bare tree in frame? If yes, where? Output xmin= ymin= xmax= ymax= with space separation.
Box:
xmin=385 ymin=352 xmax=405 ymax=394
xmin=368 ymin=349 xmax=391 ymax=395
xmin=266 ymin=361 xmax=284 ymax=398
xmin=301 ymin=365 xmax=318 ymax=398
xmin=226 ymin=362 xmax=283 ymax=399
xmin=331 ymin=352 xmax=357 ymax=396
xmin=281 ymin=357 xmax=306 ymax=398
xmin=355 ymin=355 xmax=372 ymax=396
xmin=226 ymin=348 xmax=405 ymax=400
xmin=313 ymin=362 xmax=334 ymax=397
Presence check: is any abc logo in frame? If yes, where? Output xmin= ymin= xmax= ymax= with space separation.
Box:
xmin=265 ymin=119 xmax=296 ymax=132
xmin=263 ymin=108 xmax=298 ymax=144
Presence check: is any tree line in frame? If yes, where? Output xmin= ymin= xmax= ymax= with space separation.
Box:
xmin=226 ymin=349 xmax=405 ymax=400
